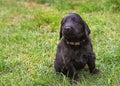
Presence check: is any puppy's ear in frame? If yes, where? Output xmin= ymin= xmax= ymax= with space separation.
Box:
xmin=83 ymin=20 xmax=91 ymax=36
xmin=60 ymin=25 xmax=62 ymax=39
xmin=59 ymin=18 xmax=64 ymax=39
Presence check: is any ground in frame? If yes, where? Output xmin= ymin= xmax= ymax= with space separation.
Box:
xmin=0 ymin=0 xmax=120 ymax=86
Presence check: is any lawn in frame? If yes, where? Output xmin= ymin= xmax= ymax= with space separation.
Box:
xmin=0 ymin=0 xmax=120 ymax=86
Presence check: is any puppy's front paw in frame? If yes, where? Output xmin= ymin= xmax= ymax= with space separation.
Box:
xmin=91 ymin=68 xmax=99 ymax=74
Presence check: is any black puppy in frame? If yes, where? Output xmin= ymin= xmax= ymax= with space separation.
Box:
xmin=54 ymin=13 xmax=99 ymax=81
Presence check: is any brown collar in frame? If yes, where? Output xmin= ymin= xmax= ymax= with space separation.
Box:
xmin=66 ymin=40 xmax=85 ymax=46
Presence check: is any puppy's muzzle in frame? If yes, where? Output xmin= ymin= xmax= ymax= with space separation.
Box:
xmin=63 ymin=26 xmax=73 ymax=34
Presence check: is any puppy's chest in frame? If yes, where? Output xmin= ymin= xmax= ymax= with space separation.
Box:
xmin=64 ymin=49 xmax=88 ymax=63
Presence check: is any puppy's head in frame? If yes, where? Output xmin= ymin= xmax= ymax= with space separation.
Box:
xmin=60 ymin=13 xmax=90 ymax=41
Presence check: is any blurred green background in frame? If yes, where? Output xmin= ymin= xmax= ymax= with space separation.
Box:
xmin=0 ymin=0 xmax=120 ymax=86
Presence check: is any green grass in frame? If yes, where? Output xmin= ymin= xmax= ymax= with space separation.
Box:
xmin=0 ymin=0 xmax=120 ymax=86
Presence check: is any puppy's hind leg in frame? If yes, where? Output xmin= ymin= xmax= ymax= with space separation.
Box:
xmin=66 ymin=62 xmax=80 ymax=82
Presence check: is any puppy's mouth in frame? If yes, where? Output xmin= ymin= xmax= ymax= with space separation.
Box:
xmin=62 ymin=26 xmax=84 ymax=41
xmin=63 ymin=30 xmax=73 ymax=35
xmin=63 ymin=31 xmax=84 ymax=42
xmin=63 ymin=30 xmax=74 ymax=38
xmin=62 ymin=26 xmax=75 ymax=37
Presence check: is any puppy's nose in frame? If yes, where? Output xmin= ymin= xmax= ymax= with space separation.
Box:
xmin=64 ymin=27 xmax=72 ymax=32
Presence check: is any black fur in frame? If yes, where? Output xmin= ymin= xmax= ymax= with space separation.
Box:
xmin=54 ymin=13 xmax=99 ymax=81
